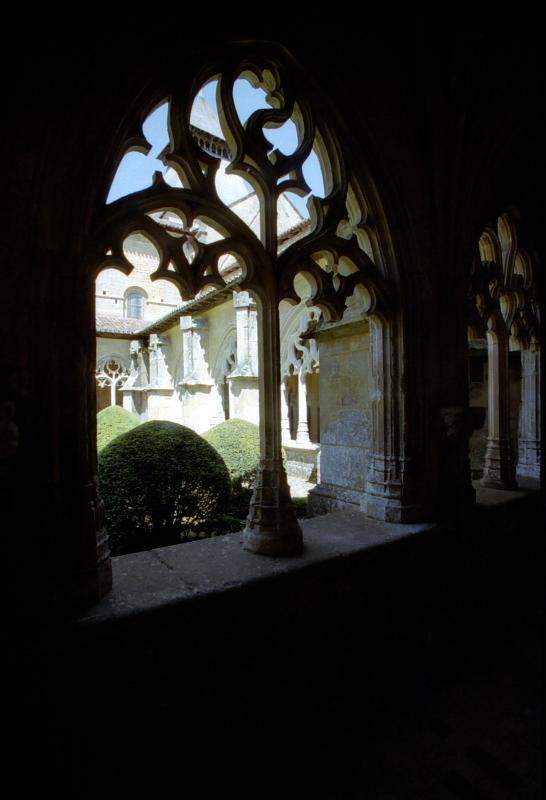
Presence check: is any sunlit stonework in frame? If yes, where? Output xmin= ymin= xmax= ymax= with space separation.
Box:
xmin=92 ymin=44 xmax=396 ymax=556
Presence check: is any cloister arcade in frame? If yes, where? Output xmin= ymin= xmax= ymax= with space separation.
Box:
xmin=468 ymin=213 xmax=540 ymax=488
xmin=4 ymin=17 xmax=543 ymax=798
xmin=88 ymin=42 xmax=542 ymax=581
xmin=90 ymin=44 xmax=419 ymax=563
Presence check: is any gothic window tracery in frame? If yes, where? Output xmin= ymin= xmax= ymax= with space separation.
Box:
xmin=468 ymin=212 xmax=541 ymax=488
xmin=96 ymin=357 xmax=130 ymax=408
xmin=94 ymin=42 xmax=396 ymax=553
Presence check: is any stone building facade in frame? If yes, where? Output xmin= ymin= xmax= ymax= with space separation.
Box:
xmin=96 ymin=233 xmax=326 ymax=485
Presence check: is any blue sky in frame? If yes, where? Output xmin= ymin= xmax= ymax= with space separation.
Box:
xmin=107 ymin=79 xmax=324 ymax=217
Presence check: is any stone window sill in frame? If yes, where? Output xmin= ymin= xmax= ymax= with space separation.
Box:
xmin=78 ymin=482 xmax=539 ymax=629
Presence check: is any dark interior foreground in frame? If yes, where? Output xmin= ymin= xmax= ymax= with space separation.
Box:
xmin=2 ymin=12 xmax=544 ymax=798
xmin=17 ymin=488 xmax=543 ymax=798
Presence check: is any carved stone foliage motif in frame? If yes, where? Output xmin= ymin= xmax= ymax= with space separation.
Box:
xmin=469 ymin=213 xmax=540 ymax=351
xmin=281 ymin=306 xmax=320 ymax=378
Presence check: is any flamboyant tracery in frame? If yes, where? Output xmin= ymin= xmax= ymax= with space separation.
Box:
xmin=468 ymin=212 xmax=541 ymax=487
xmin=96 ymin=356 xmax=130 ymax=408
xmin=92 ymin=44 xmax=401 ymax=555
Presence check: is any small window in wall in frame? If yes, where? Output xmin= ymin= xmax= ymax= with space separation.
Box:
xmin=125 ymin=289 xmax=146 ymax=319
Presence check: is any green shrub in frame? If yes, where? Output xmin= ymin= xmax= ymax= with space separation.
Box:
xmin=97 ymin=405 xmax=139 ymax=452
xmin=98 ymin=420 xmax=231 ymax=555
xmin=203 ymin=419 xmax=261 ymax=484
xmin=291 ymin=496 xmax=308 ymax=518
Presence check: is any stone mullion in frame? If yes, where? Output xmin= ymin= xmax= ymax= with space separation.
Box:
xmin=517 ymin=349 xmax=541 ymax=480
xmin=243 ymin=287 xmax=303 ymax=555
xmin=110 ymin=377 xmax=117 ymax=407
xmin=296 ymin=369 xmax=311 ymax=444
xmin=243 ymin=176 xmax=302 ymax=554
xmin=481 ymin=325 xmax=516 ymax=489
xmin=280 ymin=377 xmax=292 ymax=443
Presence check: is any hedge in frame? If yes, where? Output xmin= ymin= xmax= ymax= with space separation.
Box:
xmin=97 ymin=405 xmax=139 ymax=452
xmin=203 ymin=418 xmax=260 ymax=484
xmin=98 ymin=420 xmax=231 ymax=555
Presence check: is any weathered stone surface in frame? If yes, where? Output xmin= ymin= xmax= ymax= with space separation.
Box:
xmin=309 ymin=327 xmax=371 ymax=513
xmin=80 ymin=510 xmax=437 ymax=626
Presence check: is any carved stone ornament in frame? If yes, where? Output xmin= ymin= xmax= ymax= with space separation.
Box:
xmin=470 ymin=213 xmax=540 ymax=490
xmin=95 ymin=356 xmax=130 ymax=405
xmin=91 ymin=43 xmax=391 ymax=554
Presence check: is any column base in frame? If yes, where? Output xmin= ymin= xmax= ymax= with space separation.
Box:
xmin=481 ymin=439 xmax=517 ymax=489
xmin=243 ymin=527 xmax=303 ymax=556
xmin=362 ymin=491 xmax=429 ymax=524
xmin=516 ymin=440 xmax=541 ymax=481
xmin=73 ymin=550 xmax=112 ymax=609
xmin=308 ymin=482 xmax=364 ymax=514
xmin=516 ymin=464 xmax=541 ymax=481
xmin=243 ymin=458 xmax=303 ymax=556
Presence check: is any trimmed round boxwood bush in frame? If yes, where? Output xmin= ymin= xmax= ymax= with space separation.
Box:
xmin=203 ymin=419 xmax=260 ymax=485
xmin=97 ymin=405 xmax=139 ymax=452
xmin=98 ymin=420 xmax=231 ymax=555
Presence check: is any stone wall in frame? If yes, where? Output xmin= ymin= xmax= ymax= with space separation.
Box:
xmin=310 ymin=323 xmax=370 ymax=512
xmin=96 ymin=234 xmax=182 ymax=321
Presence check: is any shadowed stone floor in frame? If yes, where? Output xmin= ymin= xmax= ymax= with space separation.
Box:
xmin=16 ymin=485 xmax=541 ymax=799
xmin=353 ymin=622 xmax=541 ymax=799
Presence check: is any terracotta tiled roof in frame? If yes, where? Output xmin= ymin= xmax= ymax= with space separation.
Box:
xmin=96 ymin=274 xmax=245 ymax=338
xmin=95 ymin=314 xmax=147 ymax=336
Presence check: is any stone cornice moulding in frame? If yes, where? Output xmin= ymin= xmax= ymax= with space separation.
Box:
xmin=303 ymin=314 xmax=370 ymax=343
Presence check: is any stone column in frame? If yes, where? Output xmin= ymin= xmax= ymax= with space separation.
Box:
xmin=296 ymin=369 xmax=311 ymax=444
xmin=228 ymin=292 xmax=259 ymax=424
xmin=363 ymin=314 xmax=424 ymax=522
xmin=121 ymin=340 xmax=148 ymax=419
xmin=438 ymin=406 xmax=485 ymax=525
xmin=148 ymin=334 xmax=170 ymax=388
xmin=243 ymin=291 xmax=303 ymax=555
xmin=147 ymin=334 xmax=173 ymax=420
xmin=179 ymin=317 xmax=212 ymax=386
xmin=281 ymin=377 xmax=292 ymax=442
xmin=178 ymin=316 xmax=213 ymax=431
xmin=517 ymin=348 xmax=541 ymax=480
xmin=481 ymin=323 xmax=516 ymax=488
xmin=230 ymin=291 xmax=259 ymax=377
xmin=75 ymin=273 xmax=112 ymax=607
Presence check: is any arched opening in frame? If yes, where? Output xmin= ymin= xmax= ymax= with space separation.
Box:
xmin=468 ymin=213 xmax=541 ymax=490
xmin=83 ymin=40 xmax=420 ymax=588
